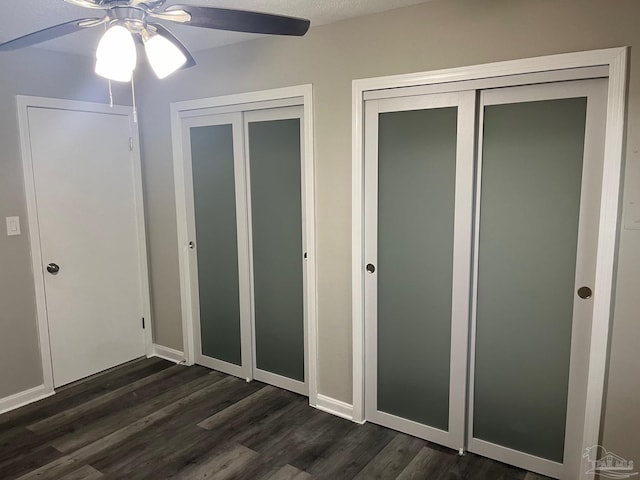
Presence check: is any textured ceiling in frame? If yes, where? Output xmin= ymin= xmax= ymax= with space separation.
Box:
xmin=0 ymin=0 xmax=432 ymax=56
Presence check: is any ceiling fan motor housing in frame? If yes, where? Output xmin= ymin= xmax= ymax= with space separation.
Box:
xmin=98 ymin=0 xmax=167 ymax=7
xmin=110 ymin=6 xmax=148 ymax=33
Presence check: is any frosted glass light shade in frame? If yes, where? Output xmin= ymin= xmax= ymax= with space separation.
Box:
xmin=95 ymin=25 xmax=137 ymax=82
xmin=144 ymin=32 xmax=187 ymax=79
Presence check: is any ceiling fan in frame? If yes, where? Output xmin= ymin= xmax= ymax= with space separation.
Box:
xmin=0 ymin=0 xmax=311 ymax=80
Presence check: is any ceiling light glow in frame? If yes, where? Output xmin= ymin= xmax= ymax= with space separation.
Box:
xmin=95 ymin=25 xmax=137 ymax=82
xmin=144 ymin=31 xmax=187 ymax=79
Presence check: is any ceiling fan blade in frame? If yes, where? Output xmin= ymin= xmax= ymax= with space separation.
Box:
xmin=78 ymin=16 xmax=110 ymax=28
xmin=0 ymin=18 xmax=102 ymax=51
xmin=147 ymin=9 xmax=192 ymax=24
xmin=148 ymin=23 xmax=196 ymax=70
xmin=64 ymin=0 xmax=107 ymax=9
xmin=162 ymin=5 xmax=310 ymax=36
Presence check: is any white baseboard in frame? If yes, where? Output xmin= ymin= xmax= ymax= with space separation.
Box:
xmin=315 ymin=394 xmax=354 ymax=421
xmin=0 ymin=384 xmax=55 ymax=415
xmin=151 ymin=344 xmax=186 ymax=364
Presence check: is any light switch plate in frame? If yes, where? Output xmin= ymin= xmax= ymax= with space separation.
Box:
xmin=6 ymin=216 xmax=20 ymax=236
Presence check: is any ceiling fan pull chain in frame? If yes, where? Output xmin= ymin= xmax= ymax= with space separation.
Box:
xmin=130 ymin=74 xmax=138 ymax=124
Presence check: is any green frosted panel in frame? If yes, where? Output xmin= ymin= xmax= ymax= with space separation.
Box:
xmin=377 ymin=107 xmax=457 ymax=430
xmin=249 ymin=118 xmax=304 ymax=381
xmin=474 ymin=98 xmax=587 ymax=462
xmin=191 ymin=124 xmax=242 ymax=365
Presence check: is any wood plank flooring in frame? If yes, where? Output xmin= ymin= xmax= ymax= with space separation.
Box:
xmin=0 ymin=358 xmax=549 ymax=480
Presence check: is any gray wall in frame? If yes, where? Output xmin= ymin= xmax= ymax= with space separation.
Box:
xmin=0 ymin=48 xmax=130 ymax=398
xmin=0 ymin=0 xmax=637 ymax=468
xmin=137 ymin=0 xmax=640 ymax=464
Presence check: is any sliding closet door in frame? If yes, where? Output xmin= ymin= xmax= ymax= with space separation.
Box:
xmin=244 ymin=107 xmax=308 ymax=395
xmin=469 ymin=79 xmax=607 ymax=478
xmin=363 ymin=92 xmax=475 ymax=449
xmin=183 ymin=113 xmax=252 ymax=379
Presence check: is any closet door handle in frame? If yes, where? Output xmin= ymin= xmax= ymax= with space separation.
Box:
xmin=577 ymin=286 xmax=592 ymax=299
xmin=366 ymin=263 xmax=376 ymax=274
xmin=47 ymin=263 xmax=60 ymax=274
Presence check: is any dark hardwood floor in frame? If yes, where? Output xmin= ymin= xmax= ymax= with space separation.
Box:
xmin=0 ymin=358 xmax=547 ymax=479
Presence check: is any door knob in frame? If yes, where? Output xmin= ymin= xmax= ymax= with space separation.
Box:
xmin=46 ymin=263 xmax=60 ymax=275
xmin=366 ymin=263 xmax=376 ymax=274
xmin=577 ymin=286 xmax=592 ymax=299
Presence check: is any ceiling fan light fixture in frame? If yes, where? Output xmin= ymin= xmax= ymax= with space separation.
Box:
xmin=143 ymin=31 xmax=187 ymax=79
xmin=1 ymin=2 xmax=311 ymax=81
xmin=95 ymin=24 xmax=137 ymax=82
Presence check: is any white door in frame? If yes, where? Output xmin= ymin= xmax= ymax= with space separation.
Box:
xmin=182 ymin=112 xmax=253 ymax=380
xmin=363 ymin=91 xmax=476 ymax=450
xmin=362 ymin=79 xmax=607 ymax=479
xmin=468 ymin=79 xmax=607 ymax=479
xmin=28 ymin=106 xmax=146 ymax=387
xmin=181 ymin=106 xmax=309 ymax=396
xmin=244 ymin=106 xmax=308 ymax=396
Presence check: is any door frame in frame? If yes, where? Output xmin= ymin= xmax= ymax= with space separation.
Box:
xmin=17 ymin=95 xmax=154 ymax=397
xmin=170 ymin=84 xmax=318 ymax=405
xmin=352 ymin=47 xmax=628 ymax=480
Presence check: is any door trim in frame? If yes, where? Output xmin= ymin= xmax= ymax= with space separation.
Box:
xmin=352 ymin=48 xmax=628 ymax=480
xmin=170 ymin=84 xmax=318 ymax=405
xmin=17 ymin=95 xmax=154 ymax=397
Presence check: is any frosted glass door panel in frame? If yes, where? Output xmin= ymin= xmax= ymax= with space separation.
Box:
xmin=191 ymin=124 xmax=242 ymax=366
xmin=473 ymin=98 xmax=587 ymax=462
xmin=377 ymin=107 xmax=457 ymax=430
xmin=248 ymin=118 xmax=305 ymax=382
